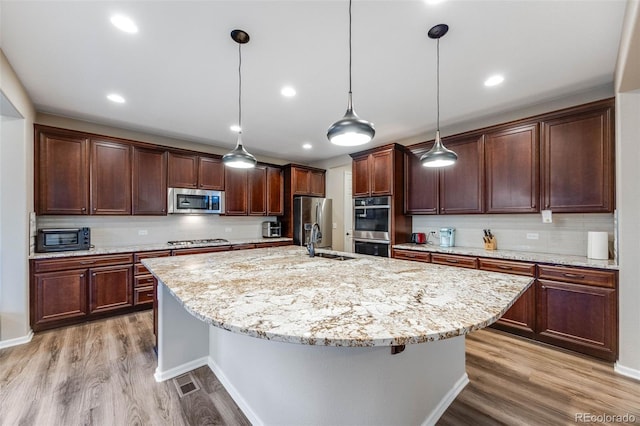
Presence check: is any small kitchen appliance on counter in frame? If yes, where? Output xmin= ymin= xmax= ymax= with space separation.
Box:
xmin=411 ymin=233 xmax=427 ymax=244
xmin=439 ymin=227 xmax=455 ymax=247
xmin=262 ymin=221 xmax=282 ymax=238
xmin=36 ymin=227 xmax=91 ymax=252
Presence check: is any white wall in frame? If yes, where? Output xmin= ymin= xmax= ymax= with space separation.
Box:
xmin=614 ymin=0 xmax=640 ymax=379
xmin=0 ymin=49 xmax=36 ymax=345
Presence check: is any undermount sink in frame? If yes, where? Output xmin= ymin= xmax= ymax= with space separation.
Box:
xmin=314 ymin=253 xmax=355 ymax=261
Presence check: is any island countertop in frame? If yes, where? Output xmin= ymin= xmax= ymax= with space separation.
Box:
xmin=142 ymin=246 xmax=533 ymax=347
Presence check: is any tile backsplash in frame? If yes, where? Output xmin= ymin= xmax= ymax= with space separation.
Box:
xmin=37 ymin=215 xmax=276 ymax=248
xmin=412 ymin=213 xmax=615 ymax=258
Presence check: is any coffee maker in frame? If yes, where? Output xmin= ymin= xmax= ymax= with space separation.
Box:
xmin=439 ymin=228 xmax=455 ymax=247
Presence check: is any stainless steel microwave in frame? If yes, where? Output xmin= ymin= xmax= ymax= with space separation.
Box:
xmin=36 ymin=228 xmax=91 ymax=252
xmin=167 ymin=188 xmax=225 ymax=214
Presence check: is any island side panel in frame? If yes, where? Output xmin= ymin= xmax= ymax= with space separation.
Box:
xmin=154 ymin=281 xmax=210 ymax=382
xmin=207 ymin=325 xmax=468 ymax=426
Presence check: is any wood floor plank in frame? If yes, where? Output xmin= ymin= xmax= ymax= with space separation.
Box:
xmin=2 ymin=312 xmax=639 ymax=426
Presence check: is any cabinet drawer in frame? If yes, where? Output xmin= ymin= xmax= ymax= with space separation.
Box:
xmin=231 ymin=243 xmax=257 ymax=250
xmin=538 ymin=265 xmax=616 ymax=288
xmin=393 ymin=249 xmax=431 ymax=263
xmin=33 ymin=254 xmax=133 ymax=273
xmin=431 ymin=253 xmax=478 ymax=269
xmin=133 ymin=250 xmax=172 ymax=263
xmin=479 ymin=258 xmax=536 ymax=277
xmin=135 ymin=274 xmax=156 ymax=288
xmin=135 ymin=263 xmax=150 ymax=275
xmin=134 ymin=286 xmax=155 ymax=305
xmin=172 ymin=246 xmax=231 ymax=256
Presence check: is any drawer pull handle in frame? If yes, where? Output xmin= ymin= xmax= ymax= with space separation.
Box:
xmin=80 ymin=261 xmax=95 ymax=265
xmin=146 ymin=293 xmax=153 ymax=297
xmin=498 ymin=265 xmax=512 ymax=270
xmin=563 ymin=273 xmax=585 ymax=279
xmin=446 ymin=259 xmax=459 ymax=263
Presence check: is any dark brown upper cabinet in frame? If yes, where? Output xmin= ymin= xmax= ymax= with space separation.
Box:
xmin=132 ymin=147 xmax=167 ymax=215
xmin=266 ymin=166 xmax=284 ymax=216
xmin=35 ymin=127 xmax=90 ymax=215
xmin=541 ymin=101 xmax=614 ymax=213
xmin=167 ymin=152 xmax=224 ymax=190
xmin=290 ymin=165 xmax=325 ymax=197
xmin=439 ymin=134 xmax=485 ymax=214
xmin=485 ymin=123 xmax=540 ymax=213
xmin=90 ymin=139 xmax=132 ymax=215
xmin=351 ymin=147 xmax=397 ymax=197
xmin=248 ymin=166 xmax=267 ymax=216
xmin=224 ymin=167 xmax=248 ymax=215
xmin=404 ymin=142 xmax=439 ymax=215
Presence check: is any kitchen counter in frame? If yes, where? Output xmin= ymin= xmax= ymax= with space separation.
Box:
xmin=29 ymin=237 xmax=293 ymax=259
xmin=393 ymin=243 xmax=618 ymax=270
xmin=144 ymin=246 xmax=533 ymax=425
xmin=143 ymin=246 xmax=533 ymax=347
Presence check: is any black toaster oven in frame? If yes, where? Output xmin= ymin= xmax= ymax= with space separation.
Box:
xmin=36 ymin=228 xmax=91 ymax=252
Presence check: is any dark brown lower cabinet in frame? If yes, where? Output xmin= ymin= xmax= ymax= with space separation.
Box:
xmin=88 ymin=265 xmax=133 ymax=314
xmin=33 ymin=269 xmax=88 ymax=327
xmin=536 ymin=279 xmax=617 ymax=361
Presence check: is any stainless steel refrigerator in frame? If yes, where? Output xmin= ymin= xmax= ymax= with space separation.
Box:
xmin=293 ymin=196 xmax=332 ymax=248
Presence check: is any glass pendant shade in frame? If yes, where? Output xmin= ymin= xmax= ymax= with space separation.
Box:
xmin=327 ymin=93 xmax=375 ymax=146
xmin=420 ymin=130 xmax=458 ymax=167
xmin=222 ymin=133 xmax=257 ymax=169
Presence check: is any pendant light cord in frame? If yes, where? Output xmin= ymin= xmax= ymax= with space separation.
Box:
xmin=436 ymin=38 xmax=440 ymax=132
xmin=238 ymin=42 xmax=242 ymax=134
xmin=348 ymin=0 xmax=352 ymax=95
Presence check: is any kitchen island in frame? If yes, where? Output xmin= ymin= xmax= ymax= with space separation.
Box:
xmin=143 ymin=246 xmax=533 ymax=425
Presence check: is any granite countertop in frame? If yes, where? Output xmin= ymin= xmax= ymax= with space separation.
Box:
xmin=142 ymin=246 xmax=533 ymax=347
xmin=393 ymin=243 xmax=619 ymax=270
xmin=29 ymin=237 xmax=293 ymax=260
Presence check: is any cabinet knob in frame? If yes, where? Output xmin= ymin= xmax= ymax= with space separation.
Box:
xmin=92 ymin=273 xmax=96 ymax=277
xmin=79 ymin=274 xmax=84 ymax=278
xmin=81 ymin=207 xmax=86 ymax=212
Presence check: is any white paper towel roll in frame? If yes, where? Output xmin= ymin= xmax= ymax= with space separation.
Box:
xmin=588 ymin=231 xmax=609 ymax=260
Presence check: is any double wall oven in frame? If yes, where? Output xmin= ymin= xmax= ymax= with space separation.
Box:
xmin=353 ymin=196 xmax=391 ymax=257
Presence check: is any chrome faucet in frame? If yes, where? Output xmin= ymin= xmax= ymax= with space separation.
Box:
xmin=307 ymin=223 xmax=321 ymax=257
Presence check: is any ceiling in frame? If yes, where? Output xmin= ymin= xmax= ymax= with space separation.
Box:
xmin=0 ymin=1 xmax=627 ymax=163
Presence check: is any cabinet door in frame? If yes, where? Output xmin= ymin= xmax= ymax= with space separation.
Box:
xmin=496 ymin=286 xmax=536 ymax=337
xmin=292 ymin=168 xmax=310 ymax=195
xmin=536 ymin=279 xmax=616 ymax=361
xmin=404 ymin=146 xmax=438 ymax=214
xmin=33 ymin=269 xmax=88 ymax=328
xmin=90 ymin=139 xmax=132 ymax=215
xmin=224 ymin=167 xmax=248 ymax=215
xmin=36 ymin=129 xmax=89 ymax=215
xmin=485 ymin=124 xmax=539 ymax=213
xmin=198 ymin=156 xmax=225 ymax=190
xmin=168 ymin=152 xmax=198 ymax=188
xmin=248 ymin=166 xmax=267 ymax=216
xmin=266 ymin=167 xmax=284 ymax=216
xmin=89 ymin=265 xmax=133 ymax=314
xmin=132 ymin=147 xmax=167 ymax=215
xmin=370 ymin=150 xmax=394 ymax=196
xmin=352 ymin=155 xmax=370 ymax=197
xmin=309 ymin=171 xmax=325 ymax=197
xmin=541 ymin=106 xmax=613 ymax=212
xmin=439 ymin=135 xmax=484 ymax=214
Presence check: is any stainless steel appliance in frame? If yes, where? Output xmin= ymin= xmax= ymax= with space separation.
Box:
xmin=353 ymin=196 xmax=391 ymax=257
xmin=167 ymin=188 xmax=224 ymax=214
xmin=262 ymin=221 xmax=281 ymax=238
xmin=36 ymin=227 xmax=91 ymax=252
xmin=440 ymin=227 xmax=455 ymax=247
xmin=293 ymin=197 xmax=332 ymax=248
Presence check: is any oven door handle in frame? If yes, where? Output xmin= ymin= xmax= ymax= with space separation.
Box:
xmin=354 ymin=205 xmax=390 ymax=209
xmin=353 ymin=238 xmax=391 ymax=244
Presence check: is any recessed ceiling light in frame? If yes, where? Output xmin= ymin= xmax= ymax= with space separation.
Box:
xmin=484 ymin=74 xmax=505 ymax=87
xmin=302 ymin=143 xmax=312 ymax=150
xmin=425 ymin=0 xmax=447 ymax=5
xmin=107 ymin=93 xmax=126 ymax=103
xmin=230 ymin=125 xmax=241 ymax=133
xmin=110 ymin=15 xmax=138 ymax=34
xmin=281 ymin=86 xmax=296 ymax=97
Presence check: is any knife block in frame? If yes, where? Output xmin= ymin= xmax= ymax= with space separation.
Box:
xmin=484 ymin=237 xmax=497 ymax=251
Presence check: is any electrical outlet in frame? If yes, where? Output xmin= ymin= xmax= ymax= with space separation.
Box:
xmin=333 ymin=222 xmax=337 ymax=229
xmin=526 ymin=233 xmax=539 ymax=240
xmin=138 ymin=230 xmax=148 ymax=236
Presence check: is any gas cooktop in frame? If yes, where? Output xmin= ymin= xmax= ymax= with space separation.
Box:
xmin=167 ymin=238 xmax=229 ymax=246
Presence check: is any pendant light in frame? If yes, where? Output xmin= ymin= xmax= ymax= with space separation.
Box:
xmin=420 ymin=24 xmax=458 ymax=168
xmin=223 ymin=29 xmax=257 ymax=169
xmin=327 ymin=0 xmax=375 ymax=147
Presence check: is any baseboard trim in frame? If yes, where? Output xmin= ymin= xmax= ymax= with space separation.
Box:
xmin=422 ymin=373 xmax=470 ymax=426
xmin=154 ymin=356 xmax=209 ymax=382
xmin=0 ymin=330 xmax=33 ymax=350
xmin=207 ymin=356 xmax=263 ymax=426
xmin=615 ymin=362 xmax=640 ymax=381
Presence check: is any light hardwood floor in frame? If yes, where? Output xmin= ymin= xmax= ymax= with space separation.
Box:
xmin=1 ymin=312 xmax=638 ymax=425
